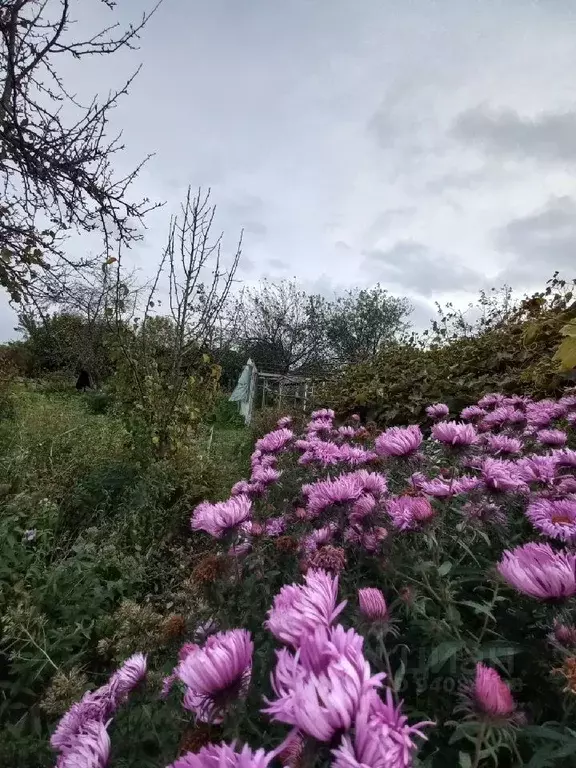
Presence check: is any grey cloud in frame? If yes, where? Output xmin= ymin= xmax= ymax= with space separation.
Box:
xmin=424 ymin=166 xmax=501 ymax=194
xmin=364 ymin=240 xmax=482 ymax=297
xmin=243 ymin=221 xmax=268 ymax=237
xmin=364 ymin=207 xmax=417 ymax=243
xmin=267 ymin=258 xmax=288 ymax=270
xmin=334 ymin=241 xmax=352 ymax=255
xmin=452 ymin=107 xmax=576 ymax=162
xmin=494 ymin=196 xmax=576 ymax=284
xmin=238 ymin=256 xmax=257 ymax=274
xmin=225 ymin=195 xmax=265 ymax=217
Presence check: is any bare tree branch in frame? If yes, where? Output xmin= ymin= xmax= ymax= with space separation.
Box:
xmin=0 ymin=0 xmax=162 ymax=304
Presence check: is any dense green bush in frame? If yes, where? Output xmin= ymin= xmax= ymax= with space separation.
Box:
xmin=325 ymin=280 xmax=576 ymax=426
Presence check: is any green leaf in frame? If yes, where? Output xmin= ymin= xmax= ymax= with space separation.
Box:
xmin=393 ymin=659 xmax=406 ymax=693
xmin=458 ymin=600 xmax=495 ymax=618
xmin=426 ymin=640 xmax=465 ymax=671
xmin=438 ymin=561 xmax=452 ymax=576
xmin=458 ymin=753 xmax=472 ymax=768
xmin=553 ymin=336 xmax=576 ymax=371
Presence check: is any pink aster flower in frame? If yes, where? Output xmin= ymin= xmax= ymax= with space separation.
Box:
xmin=478 ymin=393 xmax=506 ymax=408
xmin=228 ymin=541 xmax=252 ymax=557
xmin=497 ymin=542 xmax=576 ymax=599
xmin=339 ymin=425 xmax=358 ymax=438
xmin=277 ymin=416 xmax=293 ymax=428
xmin=168 ymin=743 xmax=276 ymax=768
xmin=191 ymin=496 xmax=252 ymax=538
xmin=344 ymin=526 xmax=362 ymax=545
xmin=481 ymin=458 xmax=527 ymax=493
xmin=480 ymin=407 xmax=526 ymax=429
xmin=301 ymin=524 xmax=337 ymax=553
xmin=240 ymin=520 xmax=265 ymax=537
xmin=526 ymin=497 xmax=576 ymax=543
xmin=160 ymin=672 xmax=178 ymax=699
xmin=352 ymin=470 xmax=389 ymax=498
xmin=526 ymin=400 xmax=565 ymax=428
xmin=264 ymin=625 xmax=384 ymax=742
xmin=473 ymin=663 xmax=516 ymax=719
xmin=426 ymin=403 xmax=449 ymax=419
xmin=361 ymin=528 xmax=388 ymax=553
xmin=51 ymin=654 xmax=145 ymax=763
xmin=351 ymin=494 xmax=377 ymax=519
xmin=251 ymin=465 xmax=282 ymax=485
xmin=108 ymin=653 xmax=147 ymax=698
xmin=358 ymin=588 xmax=388 ymax=621
xmin=418 ymin=475 xmax=480 ymax=498
xmin=375 ymin=425 xmax=422 ymax=457
xmin=537 ymin=429 xmax=568 ymax=447
xmin=231 ymin=480 xmax=252 ymax=497
xmin=255 ymin=428 xmax=294 ymax=453
xmin=337 ymin=444 xmax=378 ymax=466
xmin=177 ymin=629 xmax=253 ymax=723
xmin=553 ymin=448 xmax=576 ymax=468
xmin=298 ymin=439 xmax=341 ymax=467
xmin=265 ymin=516 xmax=286 ymax=537
xmin=557 ymin=477 xmax=576 ymax=495
xmin=58 ymin=720 xmax=111 ymax=768
xmin=332 ymin=689 xmax=432 ymax=768
xmin=484 ymin=434 xmax=523 ymax=456
xmin=306 ymin=417 xmax=334 ymax=435
xmin=305 ymin=474 xmax=364 ymax=516
xmin=387 ymin=496 xmax=434 ymax=530
xmin=431 ymin=421 xmax=478 ymax=447
xmin=553 ymin=620 xmax=576 ymax=647
xmin=461 ymin=405 xmax=486 ymax=421
xmin=517 ymin=455 xmax=558 ymax=486
xmin=265 ymin=569 xmax=346 ymax=647
xmin=51 ymin=690 xmax=113 ymax=753
xmin=312 ymin=408 xmax=335 ymax=420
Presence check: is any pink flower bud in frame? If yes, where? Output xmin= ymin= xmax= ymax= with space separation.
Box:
xmin=473 ymin=663 xmax=516 ymax=718
xmin=358 ymin=587 xmax=388 ymax=621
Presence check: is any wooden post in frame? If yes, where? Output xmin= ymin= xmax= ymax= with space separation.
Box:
xmin=245 ymin=361 xmax=258 ymax=426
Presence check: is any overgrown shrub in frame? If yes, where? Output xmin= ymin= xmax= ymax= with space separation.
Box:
xmin=325 ymin=279 xmax=576 ymax=427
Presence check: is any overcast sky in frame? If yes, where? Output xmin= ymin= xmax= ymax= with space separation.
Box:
xmin=3 ymin=0 xmax=576 ymax=338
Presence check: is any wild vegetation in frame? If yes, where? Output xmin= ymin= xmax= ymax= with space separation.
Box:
xmin=4 ymin=4 xmax=576 ymax=768
xmin=39 ymin=391 xmax=576 ymax=768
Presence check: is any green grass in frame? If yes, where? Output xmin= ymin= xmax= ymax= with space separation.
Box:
xmin=0 ymin=383 xmax=251 ymax=767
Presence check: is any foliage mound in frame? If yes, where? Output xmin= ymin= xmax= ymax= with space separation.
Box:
xmin=45 ymin=390 xmax=576 ymax=767
xmin=325 ymin=281 xmax=576 ymax=427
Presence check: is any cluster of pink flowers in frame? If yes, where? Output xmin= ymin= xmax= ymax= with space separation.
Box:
xmin=264 ymin=571 xmax=432 ymax=762
xmin=52 ymin=576 xmax=432 ymax=768
xmin=188 ymin=389 xmax=576 ymax=583
xmin=52 ymin=384 xmax=576 ymax=766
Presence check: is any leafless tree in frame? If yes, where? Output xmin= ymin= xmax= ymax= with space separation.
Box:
xmin=232 ymin=280 xmax=330 ymax=374
xmin=111 ymin=187 xmax=243 ymax=456
xmin=0 ymin=0 xmax=161 ymax=304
